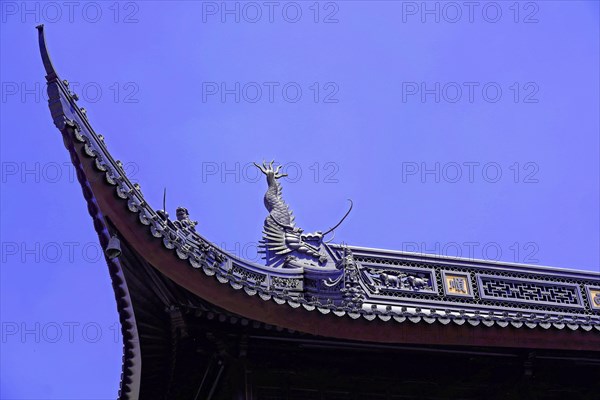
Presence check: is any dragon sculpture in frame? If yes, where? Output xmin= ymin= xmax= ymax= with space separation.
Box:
xmin=254 ymin=161 xmax=352 ymax=269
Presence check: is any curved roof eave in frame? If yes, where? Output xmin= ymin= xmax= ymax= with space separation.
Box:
xmin=37 ymin=27 xmax=600 ymax=361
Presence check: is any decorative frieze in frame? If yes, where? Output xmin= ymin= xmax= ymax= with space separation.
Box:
xmin=271 ymin=276 xmax=303 ymax=291
xmin=477 ymin=275 xmax=584 ymax=308
xmin=231 ymin=263 xmax=267 ymax=284
xmin=362 ymin=264 xmax=437 ymax=294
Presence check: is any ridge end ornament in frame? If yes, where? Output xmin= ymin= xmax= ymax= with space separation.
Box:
xmin=254 ymin=160 xmax=352 ymax=269
xmin=338 ymin=246 xmax=365 ymax=309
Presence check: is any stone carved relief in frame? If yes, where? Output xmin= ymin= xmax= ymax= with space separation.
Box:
xmin=363 ymin=268 xmax=435 ymax=293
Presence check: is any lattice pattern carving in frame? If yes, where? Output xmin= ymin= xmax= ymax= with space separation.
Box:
xmin=231 ymin=264 xmax=267 ymax=283
xmin=271 ymin=276 xmax=303 ymax=290
xmin=478 ymin=276 xmax=582 ymax=308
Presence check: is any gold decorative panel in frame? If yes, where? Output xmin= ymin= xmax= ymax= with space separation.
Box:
xmin=588 ymin=289 xmax=600 ymax=310
xmin=442 ymin=272 xmax=473 ymax=298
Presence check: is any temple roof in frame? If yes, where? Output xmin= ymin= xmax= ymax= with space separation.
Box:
xmin=37 ymin=25 xmax=600 ymax=400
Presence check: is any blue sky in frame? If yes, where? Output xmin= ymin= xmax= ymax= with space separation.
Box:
xmin=1 ymin=1 xmax=599 ymax=399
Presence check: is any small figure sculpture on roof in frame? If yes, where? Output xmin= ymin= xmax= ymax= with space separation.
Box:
xmin=174 ymin=206 xmax=198 ymax=232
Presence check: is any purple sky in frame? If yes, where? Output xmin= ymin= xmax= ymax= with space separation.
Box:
xmin=1 ymin=1 xmax=599 ymax=399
